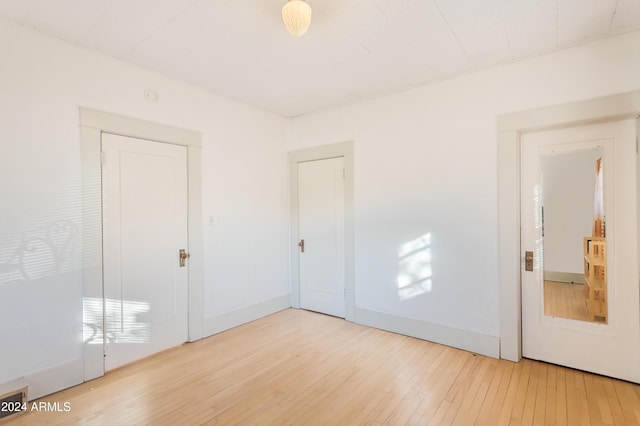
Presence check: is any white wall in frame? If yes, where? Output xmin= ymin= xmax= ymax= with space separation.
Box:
xmin=2 ymin=17 xmax=640 ymax=395
xmin=0 ymin=21 xmax=289 ymax=389
xmin=543 ymin=149 xmax=601 ymax=275
xmin=288 ymin=31 xmax=640 ymax=348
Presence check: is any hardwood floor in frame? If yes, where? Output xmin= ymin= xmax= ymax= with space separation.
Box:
xmin=544 ymin=280 xmax=591 ymax=322
xmin=6 ymin=309 xmax=640 ymax=425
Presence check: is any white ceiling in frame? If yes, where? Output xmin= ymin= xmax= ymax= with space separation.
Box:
xmin=2 ymin=0 xmax=640 ymax=117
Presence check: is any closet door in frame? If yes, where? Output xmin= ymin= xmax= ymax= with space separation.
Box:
xmin=297 ymin=157 xmax=345 ymax=318
xmin=102 ymin=133 xmax=189 ymax=371
xmin=521 ymin=119 xmax=640 ymax=383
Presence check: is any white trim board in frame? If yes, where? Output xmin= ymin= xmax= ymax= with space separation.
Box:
xmin=288 ymin=141 xmax=355 ymax=322
xmin=203 ymin=295 xmax=291 ymax=337
xmin=80 ymin=109 xmax=204 ymax=383
xmin=355 ymin=309 xmax=500 ymax=358
xmin=497 ymin=90 xmax=640 ymax=362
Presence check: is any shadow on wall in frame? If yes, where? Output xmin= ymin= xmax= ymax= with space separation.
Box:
xmin=0 ymin=220 xmax=79 ymax=284
xmin=397 ymin=233 xmax=433 ymax=301
xmin=0 ymin=219 xmax=151 ymax=346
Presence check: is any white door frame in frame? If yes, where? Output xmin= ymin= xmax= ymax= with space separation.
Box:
xmin=289 ymin=141 xmax=355 ymax=322
xmin=79 ymin=109 xmax=204 ymax=381
xmin=497 ymin=90 xmax=640 ymax=362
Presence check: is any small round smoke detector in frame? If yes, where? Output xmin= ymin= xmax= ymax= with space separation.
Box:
xmin=144 ymin=89 xmax=159 ymax=103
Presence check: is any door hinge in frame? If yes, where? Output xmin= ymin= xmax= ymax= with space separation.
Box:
xmin=100 ymin=151 xmax=105 ymax=165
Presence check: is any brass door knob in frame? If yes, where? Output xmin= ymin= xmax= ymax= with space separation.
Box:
xmin=525 ymin=251 xmax=534 ymax=272
xmin=179 ymin=249 xmax=190 ymax=267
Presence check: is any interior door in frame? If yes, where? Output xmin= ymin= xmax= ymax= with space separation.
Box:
xmin=298 ymin=157 xmax=345 ymax=318
xmin=102 ymin=133 xmax=189 ymax=371
xmin=521 ymin=119 xmax=640 ymax=383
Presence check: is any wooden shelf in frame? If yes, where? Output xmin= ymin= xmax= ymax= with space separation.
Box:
xmin=583 ymin=236 xmax=607 ymax=323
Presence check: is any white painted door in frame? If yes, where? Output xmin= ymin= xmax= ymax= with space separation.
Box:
xmin=521 ymin=119 xmax=640 ymax=382
xmin=298 ymin=157 xmax=345 ymax=318
xmin=102 ymin=133 xmax=189 ymax=371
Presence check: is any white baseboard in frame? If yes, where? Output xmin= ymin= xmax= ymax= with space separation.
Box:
xmin=544 ymin=271 xmax=584 ymax=284
xmin=203 ymin=295 xmax=290 ymax=337
xmin=15 ymin=300 xmax=496 ymax=401
xmin=23 ymin=359 xmax=83 ymax=400
xmin=355 ymin=308 xmax=500 ymax=358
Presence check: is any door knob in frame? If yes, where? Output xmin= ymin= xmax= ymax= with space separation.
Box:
xmin=298 ymin=239 xmax=305 ymax=253
xmin=179 ymin=249 xmax=190 ymax=267
xmin=525 ymin=251 xmax=534 ymax=272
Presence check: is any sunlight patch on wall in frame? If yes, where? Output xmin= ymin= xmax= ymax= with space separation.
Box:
xmin=397 ymin=233 xmax=432 ymax=301
xmin=83 ymin=297 xmax=103 ymax=345
xmin=83 ymin=297 xmax=150 ymax=345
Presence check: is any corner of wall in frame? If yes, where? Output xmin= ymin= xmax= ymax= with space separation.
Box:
xmin=203 ymin=295 xmax=291 ymax=337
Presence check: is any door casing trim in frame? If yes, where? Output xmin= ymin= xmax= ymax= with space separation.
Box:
xmin=497 ymin=90 xmax=640 ymax=361
xmin=80 ymin=108 xmax=204 ymax=381
xmin=289 ymin=141 xmax=355 ymax=321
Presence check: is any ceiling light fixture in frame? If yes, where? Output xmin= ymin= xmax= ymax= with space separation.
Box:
xmin=282 ymin=0 xmax=312 ymax=37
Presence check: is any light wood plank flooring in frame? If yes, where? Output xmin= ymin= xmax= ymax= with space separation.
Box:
xmin=6 ymin=309 xmax=640 ymax=425
xmin=544 ymin=280 xmax=590 ymax=322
